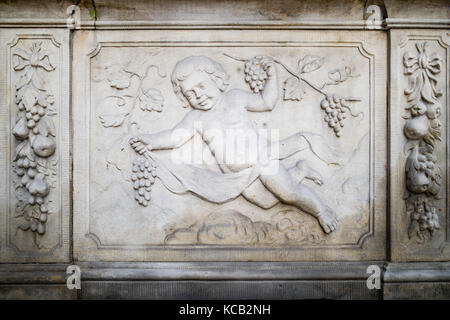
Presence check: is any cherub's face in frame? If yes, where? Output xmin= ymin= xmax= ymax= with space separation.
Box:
xmin=180 ymin=71 xmax=222 ymax=110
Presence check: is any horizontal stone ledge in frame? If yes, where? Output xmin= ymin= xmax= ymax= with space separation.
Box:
xmin=81 ymin=280 xmax=381 ymax=300
xmin=385 ymin=18 xmax=450 ymax=28
xmin=0 ymin=262 xmax=384 ymax=283
xmin=384 ymin=262 xmax=450 ymax=283
xmin=0 ymin=264 xmax=69 ymax=284
xmin=77 ymin=261 xmax=384 ymax=281
xmin=0 ymin=18 xmax=448 ymax=29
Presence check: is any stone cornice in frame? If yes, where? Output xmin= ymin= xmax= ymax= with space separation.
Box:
xmin=0 ymin=18 xmax=448 ymax=30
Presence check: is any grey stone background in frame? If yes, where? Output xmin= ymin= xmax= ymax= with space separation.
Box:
xmin=0 ymin=0 xmax=449 ymax=299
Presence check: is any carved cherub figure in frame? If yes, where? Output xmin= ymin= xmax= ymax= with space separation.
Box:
xmin=130 ymin=55 xmax=338 ymax=233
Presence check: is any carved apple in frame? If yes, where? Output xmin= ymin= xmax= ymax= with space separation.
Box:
xmin=425 ymin=100 xmax=442 ymax=120
xmin=404 ymin=115 xmax=429 ymax=140
xmin=32 ymin=135 xmax=55 ymax=157
xmin=27 ymin=173 xmax=49 ymax=197
xmin=12 ymin=117 xmax=29 ymax=140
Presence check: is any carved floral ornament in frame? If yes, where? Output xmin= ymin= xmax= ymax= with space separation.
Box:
xmin=403 ymin=42 xmax=443 ymax=242
xmin=11 ymin=42 xmax=58 ymax=246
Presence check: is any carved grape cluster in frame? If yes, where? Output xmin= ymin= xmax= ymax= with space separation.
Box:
xmin=408 ymin=195 xmax=440 ymax=239
xmin=320 ymin=95 xmax=348 ymax=137
xmin=244 ymin=57 xmax=269 ymax=93
xmin=416 ymin=145 xmax=437 ymax=178
xmin=131 ymin=157 xmax=157 ymax=207
xmin=20 ymin=103 xmax=48 ymax=131
xmin=15 ymin=156 xmax=49 ymax=235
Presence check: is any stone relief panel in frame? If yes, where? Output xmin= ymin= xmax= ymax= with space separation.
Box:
xmin=0 ymin=30 xmax=70 ymax=262
xmin=73 ymin=30 xmax=386 ymax=261
xmin=390 ymin=30 xmax=450 ymax=262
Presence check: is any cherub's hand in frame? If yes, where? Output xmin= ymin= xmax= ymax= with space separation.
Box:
xmin=129 ymin=136 xmax=151 ymax=155
xmin=258 ymin=55 xmax=276 ymax=78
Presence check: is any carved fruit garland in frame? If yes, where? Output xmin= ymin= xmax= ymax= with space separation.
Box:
xmin=12 ymin=42 xmax=57 ymax=240
xmin=224 ymin=53 xmax=362 ymax=137
xmin=403 ymin=42 xmax=443 ymax=241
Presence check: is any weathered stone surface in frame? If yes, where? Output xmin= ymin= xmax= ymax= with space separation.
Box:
xmin=384 ymin=262 xmax=450 ymax=300
xmin=0 ymin=0 xmax=449 ymax=300
xmin=0 ymin=29 xmax=71 ymax=263
xmin=390 ymin=29 xmax=450 ymax=262
xmin=0 ymin=285 xmax=76 ymax=300
xmin=81 ymin=280 xmax=381 ymax=300
xmin=72 ymin=29 xmax=386 ymax=261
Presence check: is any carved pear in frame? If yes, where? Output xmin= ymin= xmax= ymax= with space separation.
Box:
xmin=407 ymin=171 xmax=430 ymax=193
xmin=12 ymin=116 xmax=29 ymax=140
xmin=32 ymin=135 xmax=55 ymax=157
xmin=27 ymin=173 xmax=49 ymax=197
xmin=404 ymin=115 xmax=429 ymax=140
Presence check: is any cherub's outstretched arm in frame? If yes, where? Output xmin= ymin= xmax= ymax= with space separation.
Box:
xmin=131 ymin=111 xmax=197 ymax=153
xmin=244 ymin=56 xmax=279 ymax=112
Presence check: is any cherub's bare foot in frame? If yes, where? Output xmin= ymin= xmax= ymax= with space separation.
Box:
xmin=317 ymin=206 xmax=338 ymax=233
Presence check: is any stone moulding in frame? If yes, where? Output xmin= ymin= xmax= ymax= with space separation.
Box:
xmin=0 ymin=18 xmax=449 ymax=30
xmin=84 ymin=40 xmax=376 ymax=252
xmin=2 ymin=262 xmax=450 ymax=299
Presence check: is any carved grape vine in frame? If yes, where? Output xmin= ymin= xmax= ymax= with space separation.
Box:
xmin=97 ymin=63 xmax=165 ymax=207
xmin=11 ymin=42 xmax=58 ymax=243
xmin=224 ymin=53 xmax=362 ymax=137
xmin=403 ymin=42 xmax=443 ymax=242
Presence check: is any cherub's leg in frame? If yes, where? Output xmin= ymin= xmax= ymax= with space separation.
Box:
xmin=259 ymin=164 xmax=338 ymax=233
xmin=242 ymin=179 xmax=279 ymax=209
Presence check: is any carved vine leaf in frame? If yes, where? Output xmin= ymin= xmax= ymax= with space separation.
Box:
xmin=36 ymin=158 xmax=58 ymax=188
xmin=283 ymin=77 xmax=305 ymax=101
xmin=14 ymin=140 xmax=34 ymax=161
xmin=224 ymin=52 xmax=362 ymax=139
xmin=106 ymin=65 xmax=132 ymax=89
xmin=298 ymin=55 xmax=324 ymax=74
xmin=321 ymin=66 xmax=359 ymax=89
xmin=15 ymin=187 xmax=30 ymax=213
xmin=106 ymin=133 xmax=134 ymax=180
xmin=138 ymin=88 xmax=164 ymax=112
xmin=403 ymin=41 xmax=443 ymax=241
xmin=35 ymin=115 xmax=56 ymax=137
xmin=98 ymin=113 xmax=127 ymax=128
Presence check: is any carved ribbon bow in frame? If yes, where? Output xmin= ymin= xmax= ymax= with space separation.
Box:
xmin=403 ymin=42 xmax=442 ymax=117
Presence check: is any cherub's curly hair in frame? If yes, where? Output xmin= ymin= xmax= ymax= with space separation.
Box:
xmin=171 ymin=56 xmax=230 ymax=107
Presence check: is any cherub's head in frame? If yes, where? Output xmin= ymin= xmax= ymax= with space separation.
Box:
xmin=171 ymin=56 xmax=230 ymax=110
